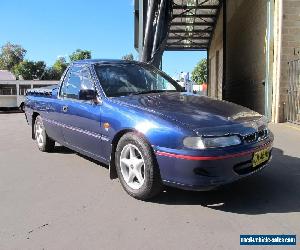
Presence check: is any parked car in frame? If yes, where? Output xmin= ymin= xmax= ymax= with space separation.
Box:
xmin=24 ymin=59 xmax=273 ymax=200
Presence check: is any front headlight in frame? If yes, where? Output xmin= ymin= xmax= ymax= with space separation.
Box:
xmin=183 ymin=135 xmax=241 ymax=149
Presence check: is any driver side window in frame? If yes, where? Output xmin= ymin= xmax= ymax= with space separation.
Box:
xmin=81 ymin=68 xmax=95 ymax=91
xmin=60 ymin=66 xmax=95 ymax=99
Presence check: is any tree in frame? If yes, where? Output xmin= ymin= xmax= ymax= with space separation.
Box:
xmin=41 ymin=57 xmax=68 ymax=80
xmin=13 ymin=60 xmax=46 ymax=80
xmin=53 ymin=57 xmax=68 ymax=76
xmin=69 ymin=49 xmax=91 ymax=62
xmin=191 ymin=58 xmax=207 ymax=84
xmin=0 ymin=42 xmax=27 ymax=71
xmin=42 ymin=67 xmax=60 ymax=80
xmin=34 ymin=61 xmax=47 ymax=79
xmin=122 ymin=53 xmax=134 ymax=61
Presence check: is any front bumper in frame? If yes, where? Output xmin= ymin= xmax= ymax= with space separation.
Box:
xmin=154 ymin=137 xmax=273 ymax=191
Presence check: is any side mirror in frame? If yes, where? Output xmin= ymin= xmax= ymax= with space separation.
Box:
xmin=79 ymin=89 xmax=97 ymax=101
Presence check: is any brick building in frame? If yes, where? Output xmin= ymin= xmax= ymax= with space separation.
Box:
xmin=209 ymin=0 xmax=300 ymax=123
xmin=134 ymin=0 xmax=300 ymax=123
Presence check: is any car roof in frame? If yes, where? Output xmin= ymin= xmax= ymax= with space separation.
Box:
xmin=72 ymin=59 xmax=141 ymax=66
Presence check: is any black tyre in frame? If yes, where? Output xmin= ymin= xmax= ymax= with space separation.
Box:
xmin=34 ymin=115 xmax=55 ymax=152
xmin=115 ymin=132 xmax=163 ymax=200
xmin=19 ymin=103 xmax=25 ymax=112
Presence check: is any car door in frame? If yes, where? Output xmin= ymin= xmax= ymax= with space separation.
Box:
xmin=40 ymin=73 xmax=69 ymax=144
xmin=59 ymin=64 xmax=104 ymax=160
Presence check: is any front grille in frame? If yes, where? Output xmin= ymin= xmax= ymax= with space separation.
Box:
xmin=243 ymin=128 xmax=269 ymax=144
xmin=257 ymin=129 xmax=266 ymax=139
xmin=243 ymin=133 xmax=257 ymax=143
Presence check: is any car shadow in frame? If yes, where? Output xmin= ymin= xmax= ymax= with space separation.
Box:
xmin=78 ymin=153 xmax=109 ymax=170
xmin=51 ymin=145 xmax=109 ymax=169
xmin=0 ymin=108 xmax=22 ymax=114
xmin=50 ymin=145 xmax=75 ymax=154
xmin=151 ymin=147 xmax=300 ymax=215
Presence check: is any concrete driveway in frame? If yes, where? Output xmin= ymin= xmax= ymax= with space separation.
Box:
xmin=0 ymin=113 xmax=299 ymax=249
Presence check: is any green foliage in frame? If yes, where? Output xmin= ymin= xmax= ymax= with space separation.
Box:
xmin=122 ymin=53 xmax=134 ymax=61
xmin=69 ymin=49 xmax=91 ymax=62
xmin=13 ymin=60 xmax=46 ymax=80
xmin=0 ymin=42 xmax=93 ymax=80
xmin=52 ymin=57 xmax=68 ymax=77
xmin=0 ymin=42 xmax=27 ymax=70
xmin=191 ymin=58 xmax=207 ymax=84
xmin=41 ymin=67 xmax=60 ymax=80
xmin=40 ymin=57 xmax=68 ymax=80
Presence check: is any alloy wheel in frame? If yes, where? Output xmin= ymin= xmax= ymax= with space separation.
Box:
xmin=35 ymin=120 xmax=44 ymax=148
xmin=120 ymin=144 xmax=145 ymax=189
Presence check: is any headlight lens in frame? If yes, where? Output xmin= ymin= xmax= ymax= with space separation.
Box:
xmin=183 ymin=135 xmax=241 ymax=149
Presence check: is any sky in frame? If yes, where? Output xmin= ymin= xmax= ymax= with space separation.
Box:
xmin=0 ymin=0 xmax=206 ymax=78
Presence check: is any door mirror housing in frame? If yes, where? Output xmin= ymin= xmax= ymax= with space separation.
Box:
xmin=79 ymin=89 xmax=97 ymax=102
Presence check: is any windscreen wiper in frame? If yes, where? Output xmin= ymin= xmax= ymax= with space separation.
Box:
xmin=134 ymin=90 xmax=178 ymax=95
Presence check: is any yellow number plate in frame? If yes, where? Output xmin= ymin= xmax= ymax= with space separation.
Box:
xmin=252 ymin=149 xmax=270 ymax=168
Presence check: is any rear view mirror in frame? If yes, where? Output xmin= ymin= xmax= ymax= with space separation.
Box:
xmin=79 ymin=89 xmax=97 ymax=101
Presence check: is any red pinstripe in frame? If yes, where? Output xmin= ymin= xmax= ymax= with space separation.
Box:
xmin=156 ymin=143 xmax=272 ymax=161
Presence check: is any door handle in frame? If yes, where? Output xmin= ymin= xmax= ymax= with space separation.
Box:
xmin=62 ymin=105 xmax=68 ymax=113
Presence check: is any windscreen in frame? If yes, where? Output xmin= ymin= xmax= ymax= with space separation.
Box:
xmin=94 ymin=63 xmax=182 ymax=97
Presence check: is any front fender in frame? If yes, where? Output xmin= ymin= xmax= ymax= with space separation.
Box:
xmin=101 ymin=99 xmax=193 ymax=151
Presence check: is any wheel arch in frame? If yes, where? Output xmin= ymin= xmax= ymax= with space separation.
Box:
xmin=19 ymin=102 xmax=25 ymax=112
xmin=109 ymin=129 xmax=154 ymax=179
xmin=32 ymin=112 xmax=40 ymax=139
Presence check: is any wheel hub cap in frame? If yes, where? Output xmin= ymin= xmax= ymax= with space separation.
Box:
xmin=35 ymin=121 xmax=44 ymax=147
xmin=120 ymin=144 xmax=145 ymax=190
